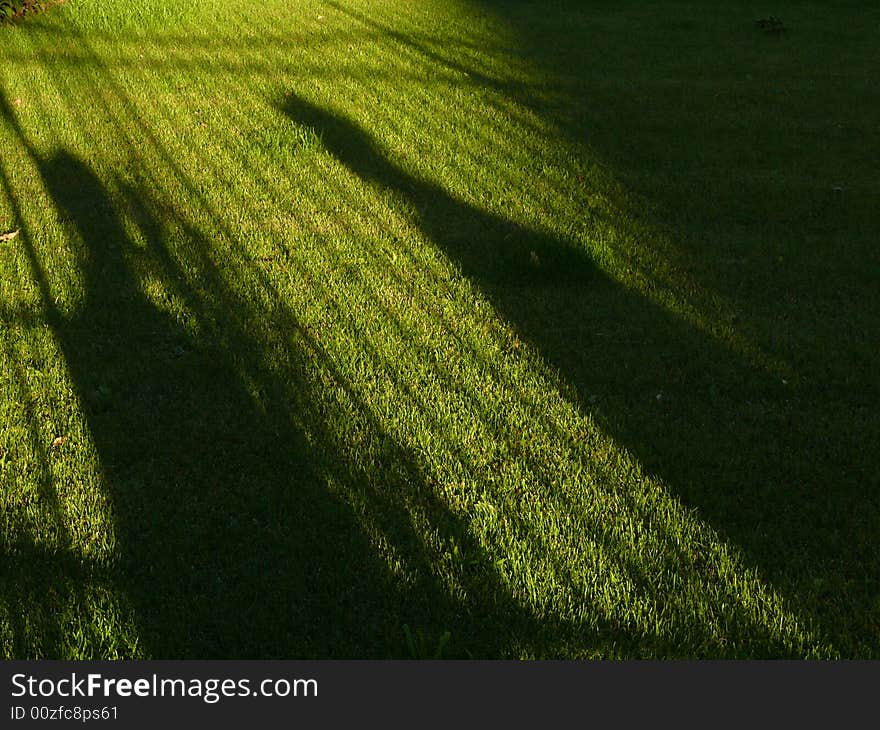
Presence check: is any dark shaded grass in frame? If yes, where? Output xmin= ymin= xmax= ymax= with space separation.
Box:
xmin=462 ymin=0 xmax=880 ymax=651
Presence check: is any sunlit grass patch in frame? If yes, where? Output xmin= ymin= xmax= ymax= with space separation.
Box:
xmin=0 ymin=0 xmax=877 ymax=658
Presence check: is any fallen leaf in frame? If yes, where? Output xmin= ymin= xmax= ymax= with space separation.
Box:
xmin=51 ymin=436 xmax=68 ymax=449
xmin=0 ymin=229 xmax=20 ymax=242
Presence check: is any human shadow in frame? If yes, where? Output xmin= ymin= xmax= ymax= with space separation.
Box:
xmin=280 ymin=89 xmax=878 ymax=654
xmin=31 ymin=150 xmax=490 ymax=657
xmin=296 ymin=1 xmax=880 ymax=654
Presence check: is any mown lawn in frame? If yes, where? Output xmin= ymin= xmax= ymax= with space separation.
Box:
xmin=0 ymin=0 xmax=877 ymax=658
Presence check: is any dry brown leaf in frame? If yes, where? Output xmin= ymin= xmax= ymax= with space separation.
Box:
xmin=0 ymin=229 xmax=20 ymax=242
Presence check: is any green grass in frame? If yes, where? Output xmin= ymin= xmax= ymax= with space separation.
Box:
xmin=0 ymin=0 xmax=877 ymax=658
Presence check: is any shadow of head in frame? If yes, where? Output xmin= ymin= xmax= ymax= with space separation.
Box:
xmin=40 ymin=150 xmax=130 ymax=291
xmin=44 ymin=151 xmax=115 ymax=219
xmin=281 ymin=92 xmax=384 ymax=177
